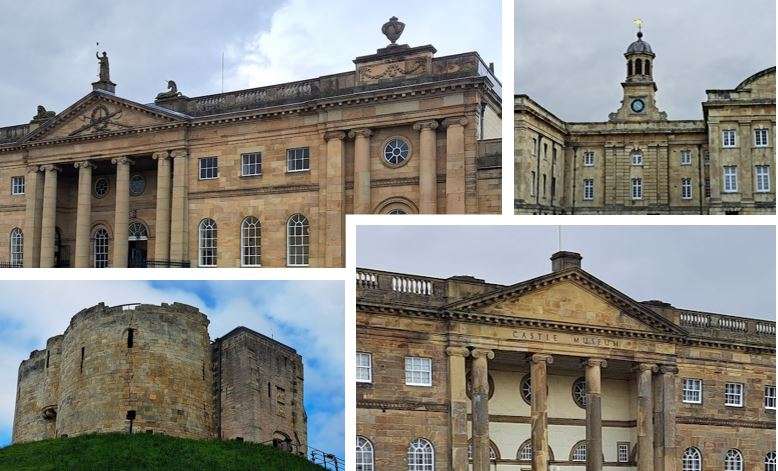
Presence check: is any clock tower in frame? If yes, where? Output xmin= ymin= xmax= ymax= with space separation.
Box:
xmin=609 ymin=27 xmax=667 ymax=122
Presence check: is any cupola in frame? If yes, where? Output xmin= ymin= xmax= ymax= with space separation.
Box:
xmin=625 ymin=31 xmax=655 ymax=81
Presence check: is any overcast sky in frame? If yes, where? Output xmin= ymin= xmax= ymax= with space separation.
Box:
xmin=516 ymin=0 xmax=776 ymax=121
xmin=0 ymin=280 xmax=344 ymax=459
xmin=357 ymin=225 xmax=775 ymax=320
xmin=0 ymin=0 xmax=500 ymax=127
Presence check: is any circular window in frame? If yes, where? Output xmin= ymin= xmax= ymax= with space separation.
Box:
xmin=383 ymin=137 xmax=411 ymax=167
xmin=94 ymin=177 xmax=109 ymax=198
xmin=572 ymin=377 xmax=587 ymax=409
xmin=520 ymin=373 xmax=532 ymax=405
xmin=466 ymin=372 xmax=495 ymax=400
xmin=129 ymin=174 xmax=146 ymax=196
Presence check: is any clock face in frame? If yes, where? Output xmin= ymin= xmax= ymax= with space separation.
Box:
xmin=631 ymin=98 xmax=645 ymax=113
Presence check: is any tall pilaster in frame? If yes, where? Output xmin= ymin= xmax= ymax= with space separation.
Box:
xmin=170 ymin=150 xmax=188 ymax=263
xmin=39 ymin=164 xmax=60 ymax=268
xmin=73 ymin=161 xmax=95 ymax=268
xmin=446 ymin=347 xmax=470 ymax=471
xmin=349 ymin=129 xmax=372 ymax=214
xmin=22 ymin=166 xmax=44 ymax=268
xmin=470 ymin=348 xmax=494 ymax=471
xmin=324 ymin=131 xmax=346 ymax=267
xmin=585 ymin=359 xmax=607 ymax=471
xmin=655 ymin=365 xmax=678 ymax=471
xmin=414 ymin=120 xmax=439 ymax=213
xmin=636 ymin=363 xmax=658 ymax=471
xmin=443 ymin=117 xmax=468 ymax=214
xmin=531 ymin=353 xmax=553 ymax=471
xmin=153 ymin=151 xmax=171 ymax=262
xmin=111 ymin=157 xmax=132 ymax=268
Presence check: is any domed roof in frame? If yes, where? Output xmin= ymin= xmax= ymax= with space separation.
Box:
xmin=626 ymin=32 xmax=654 ymax=55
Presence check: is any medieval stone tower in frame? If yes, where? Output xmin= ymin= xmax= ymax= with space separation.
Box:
xmin=12 ymin=302 xmax=307 ymax=451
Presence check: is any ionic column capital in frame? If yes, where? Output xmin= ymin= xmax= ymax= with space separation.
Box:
xmin=73 ymin=160 xmax=96 ymax=170
xmin=442 ymin=116 xmax=468 ymax=128
xmin=152 ymin=151 xmax=170 ymax=161
xmin=324 ymin=130 xmax=346 ymax=141
xmin=170 ymin=149 xmax=188 ymax=159
xmin=531 ymin=353 xmax=554 ymax=365
xmin=634 ymin=363 xmax=659 ymax=373
xmin=40 ymin=164 xmax=61 ymax=173
xmin=348 ymin=128 xmax=373 ymax=139
xmin=470 ymin=348 xmax=494 ymax=361
xmin=26 ymin=165 xmax=39 ymax=174
xmin=111 ymin=156 xmax=134 ymax=166
xmin=445 ymin=346 xmax=470 ymax=358
xmin=659 ymin=364 xmax=679 ymax=375
xmin=413 ymin=120 xmax=439 ymax=131
xmin=583 ymin=358 xmax=608 ymax=369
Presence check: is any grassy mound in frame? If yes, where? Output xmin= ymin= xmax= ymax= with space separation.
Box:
xmin=0 ymin=432 xmax=324 ymax=470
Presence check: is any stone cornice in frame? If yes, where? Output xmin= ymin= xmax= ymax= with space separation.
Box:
xmin=357 ymin=400 xmax=448 ymax=412
xmin=676 ymin=416 xmax=775 ymax=429
xmin=189 ymin=184 xmax=320 ymax=200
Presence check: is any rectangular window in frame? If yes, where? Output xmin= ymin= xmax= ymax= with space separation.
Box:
xmin=127 ymin=328 xmax=134 ymax=348
xmin=583 ymin=179 xmax=594 ymax=200
xmin=404 ymin=356 xmax=432 ymax=386
xmin=682 ymin=378 xmax=702 ymax=404
xmin=722 ymin=129 xmax=737 ymax=148
xmin=631 ymin=177 xmax=642 ymax=199
xmin=724 ymin=166 xmax=738 ymax=192
xmin=755 ymin=128 xmax=769 ymax=147
xmin=681 ymin=178 xmax=692 ymax=199
xmin=286 ymin=147 xmax=310 ymax=172
xmin=80 ymin=347 xmax=85 ymax=374
xmin=198 ymin=157 xmax=218 ymax=180
xmin=704 ymin=178 xmax=711 ymax=198
xmin=632 ymin=152 xmax=643 ymax=166
xmin=724 ymin=382 xmax=744 ymax=407
xmin=241 ymin=152 xmax=262 ymax=176
xmin=583 ymin=152 xmax=595 ymax=166
xmin=356 ymin=352 xmax=372 ymax=383
xmin=756 ymin=165 xmax=771 ymax=192
xmin=765 ymin=385 xmax=776 ymax=410
xmin=542 ymin=174 xmax=547 ymax=197
xmin=530 ymin=171 xmax=536 ymax=196
xmin=680 ymin=150 xmax=692 ymax=165
xmin=531 ymin=138 xmax=537 ymax=155
xmin=617 ymin=443 xmax=630 ymax=463
xmin=10 ymin=176 xmax=24 ymax=195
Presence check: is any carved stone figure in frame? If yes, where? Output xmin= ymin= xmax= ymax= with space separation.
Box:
xmin=155 ymin=80 xmax=183 ymax=100
xmin=381 ymin=16 xmax=405 ymax=45
xmin=96 ymin=51 xmax=110 ymax=82
xmin=30 ymin=105 xmax=56 ymax=124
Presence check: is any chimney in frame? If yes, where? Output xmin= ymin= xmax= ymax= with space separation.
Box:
xmin=488 ymin=62 xmax=495 ymax=73
xmin=550 ymin=251 xmax=582 ymax=272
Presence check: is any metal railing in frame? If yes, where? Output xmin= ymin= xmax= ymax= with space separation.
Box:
xmin=257 ymin=438 xmax=344 ymax=470
xmin=0 ymin=261 xmax=23 ymax=268
xmin=143 ymin=259 xmax=192 ymax=268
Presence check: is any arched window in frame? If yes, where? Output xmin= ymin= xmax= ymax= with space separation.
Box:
xmin=628 ymin=60 xmax=633 ymax=76
xmin=467 ymin=440 xmax=498 ymax=462
xmin=356 ymin=436 xmax=374 ymax=471
xmin=725 ymin=450 xmax=743 ymax=471
xmin=518 ymin=440 xmax=533 ymax=461
xmin=198 ymin=218 xmax=217 ymax=267
xmin=571 ymin=441 xmax=587 ymax=462
xmin=572 ymin=377 xmax=587 ymax=408
xmin=128 ymin=222 xmax=148 ymax=241
xmin=766 ymin=452 xmax=776 ymax=471
xmin=682 ymin=447 xmax=701 ymax=471
xmin=408 ymin=438 xmax=434 ymax=471
xmin=387 ymin=208 xmax=407 ymax=215
xmin=92 ymin=227 xmax=109 ymax=268
xmin=241 ymin=216 xmax=261 ymax=267
xmin=9 ymin=227 xmax=23 ymax=267
xmin=635 ymin=58 xmax=643 ymax=75
xmin=645 ymin=60 xmax=651 ymax=76
xmin=287 ymin=214 xmax=309 ymax=267
xmin=520 ymin=373 xmax=532 ymax=405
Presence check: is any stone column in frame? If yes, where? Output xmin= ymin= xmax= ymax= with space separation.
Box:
xmin=636 ymin=363 xmax=658 ymax=471
xmin=73 ymin=161 xmax=95 ymax=268
xmin=324 ymin=131 xmax=346 ymax=267
xmin=153 ymin=151 xmax=171 ymax=262
xmin=414 ymin=120 xmax=439 ymax=213
xmin=446 ymin=347 xmax=470 ymax=471
xmin=39 ymin=164 xmax=60 ymax=268
xmin=443 ymin=117 xmax=468 ymax=214
xmin=112 ymin=157 xmax=133 ymax=268
xmin=655 ymin=365 xmax=678 ymax=471
xmin=470 ymin=348 xmax=494 ymax=471
xmin=170 ymin=150 xmax=188 ymax=263
xmin=22 ymin=166 xmax=44 ymax=268
xmin=349 ymin=129 xmax=372 ymax=214
xmin=585 ymin=359 xmax=607 ymax=471
xmin=531 ymin=353 xmax=553 ymax=471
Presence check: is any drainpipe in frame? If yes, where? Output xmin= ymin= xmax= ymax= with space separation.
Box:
xmin=571 ymin=146 xmax=578 ymax=215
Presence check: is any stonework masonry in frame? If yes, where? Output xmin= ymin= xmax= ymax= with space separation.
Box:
xmin=0 ymin=18 xmax=501 ymax=268
xmin=515 ymin=31 xmax=775 ymax=215
xmin=12 ymin=303 xmax=307 ymax=452
xmin=355 ymin=252 xmax=776 ymax=471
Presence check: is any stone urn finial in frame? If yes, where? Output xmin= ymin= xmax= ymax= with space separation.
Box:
xmin=382 ymin=16 xmax=405 ymax=45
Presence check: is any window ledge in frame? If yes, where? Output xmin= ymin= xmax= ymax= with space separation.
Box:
xmin=239 ymin=174 xmax=262 ymax=178
xmin=286 ymin=169 xmax=310 ymax=174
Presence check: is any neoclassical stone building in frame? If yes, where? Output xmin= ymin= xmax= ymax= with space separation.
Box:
xmin=515 ymin=30 xmax=775 ymax=214
xmin=355 ymin=252 xmax=776 ymax=471
xmin=0 ymin=17 xmax=501 ymax=267
xmin=13 ymin=302 xmax=307 ymax=452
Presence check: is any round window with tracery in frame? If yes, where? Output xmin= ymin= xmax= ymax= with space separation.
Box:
xmin=572 ymin=377 xmax=587 ymax=408
xmin=520 ymin=373 xmax=532 ymax=405
xmin=129 ymin=174 xmax=146 ymax=196
xmin=94 ymin=177 xmax=109 ymax=198
xmin=383 ymin=137 xmax=410 ymax=166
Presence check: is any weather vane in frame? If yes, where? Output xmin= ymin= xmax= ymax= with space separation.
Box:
xmin=633 ymin=18 xmax=644 ymax=33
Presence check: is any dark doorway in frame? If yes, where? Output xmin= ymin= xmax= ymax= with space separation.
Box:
xmin=128 ymin=240 xmax=148 ymax=268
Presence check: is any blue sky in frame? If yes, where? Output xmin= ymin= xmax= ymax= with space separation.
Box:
xmin=0 ymin=280 xmax=344 ymax=458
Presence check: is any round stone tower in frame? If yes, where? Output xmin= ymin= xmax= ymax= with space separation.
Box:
xmin=55 ymin=302 xmax=213 ymax=439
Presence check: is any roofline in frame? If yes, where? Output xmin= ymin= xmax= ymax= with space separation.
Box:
xmin=214 ymin=326 xmax=298 ymax=355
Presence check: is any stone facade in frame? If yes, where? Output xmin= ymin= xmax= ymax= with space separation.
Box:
xmin=0 ymin=18 xmax=501 ymax=268
xmin=12 ymin=302 xmax=306 ymax=452
xmin=355 ymin=252 xmax=776 ymax=471
xmin=515 ymin=31 xmax=776 ymax=215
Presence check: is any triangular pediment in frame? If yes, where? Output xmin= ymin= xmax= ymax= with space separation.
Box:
xmin=23 ymin=91 xmax=187 ymax=143
xmin=446 ymin=269 xmax=686 ymax=336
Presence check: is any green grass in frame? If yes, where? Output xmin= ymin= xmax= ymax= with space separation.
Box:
xmin=0 ymin=432 xmax=325 ymax=471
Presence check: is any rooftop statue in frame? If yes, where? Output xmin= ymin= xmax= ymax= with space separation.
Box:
xmin=96 ymin=51 xmax=110 ymax=82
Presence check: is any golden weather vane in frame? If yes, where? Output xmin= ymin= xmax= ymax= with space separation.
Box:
xmin=633 ymin=18 xmax=644 ymax=32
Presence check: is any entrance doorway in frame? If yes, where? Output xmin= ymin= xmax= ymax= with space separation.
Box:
xmin=128 ymin=222 xmax=149 ymax=268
